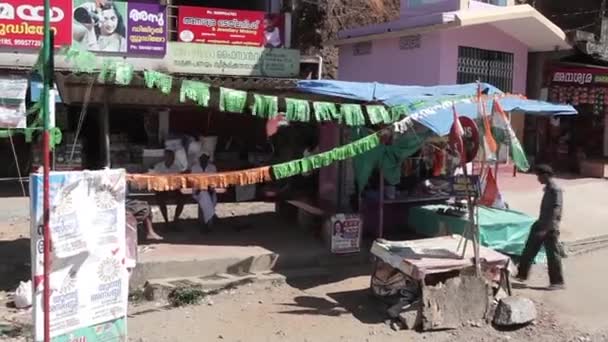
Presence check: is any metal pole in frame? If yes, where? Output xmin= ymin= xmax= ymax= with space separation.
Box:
xmin=42 ymin=0 xmax=52 ymax=339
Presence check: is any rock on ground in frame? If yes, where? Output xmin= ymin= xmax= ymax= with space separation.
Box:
xmin=493 ymin=296 xmax=537 ymax=326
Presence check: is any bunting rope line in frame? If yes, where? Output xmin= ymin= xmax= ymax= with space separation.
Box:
xmin=58 ymin=45 xmax=463 ymax=127
xmin=127 ymin=130 xmax=384 ymax=191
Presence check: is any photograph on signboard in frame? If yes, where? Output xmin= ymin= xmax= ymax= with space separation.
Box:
xmin=72 ymin=0 xmax=128 ymax=53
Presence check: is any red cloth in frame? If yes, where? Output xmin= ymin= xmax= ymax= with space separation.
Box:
xmin=432 ymin=149 xmax=445 ymax=177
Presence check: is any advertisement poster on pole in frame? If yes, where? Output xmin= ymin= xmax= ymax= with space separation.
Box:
xmin=30 ymin=169 xmax=128 ymax=342
xmin=177 ymin=6 xmax=285 ymax=48
xmin=327 ymin=214 xmax=362 ymax=254
xmin=0 ymin=0 xmax=73 ymax=48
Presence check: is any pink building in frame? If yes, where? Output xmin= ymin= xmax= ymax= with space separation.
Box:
xmin=318 ymin=0 xmax=571 ymax=211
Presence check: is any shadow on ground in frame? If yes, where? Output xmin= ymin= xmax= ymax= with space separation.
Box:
xmin=0 ymin=238 xmax=30 ymax=291
xmin=276 ymin=289 xmax=387 ymax=325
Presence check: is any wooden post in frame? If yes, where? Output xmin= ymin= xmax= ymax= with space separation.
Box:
xmin=378 ymin=169 xmax=384 ymax=239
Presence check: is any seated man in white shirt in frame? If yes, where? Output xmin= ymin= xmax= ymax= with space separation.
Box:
xmin=150 ymin=149 xmax=186 ymax=228
xmin=191 ymin=153 xmax=218 ymax=234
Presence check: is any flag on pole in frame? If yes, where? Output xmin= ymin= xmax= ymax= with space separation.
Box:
xmin=449 ymin=104 xmax=465 ymax=165
xmin=479 ymin=168 xmax=498 ymax=206
xmin=493 ymin=100 xmax=530 ymax=172
xmin=477 ymin=83 xmax=498 ymax=158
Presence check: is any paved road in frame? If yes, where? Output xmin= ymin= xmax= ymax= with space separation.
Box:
xmin=519 ymin=248 xmax=608 ymax=333
xmin=500 ymin=174 xmax=608 ymax=243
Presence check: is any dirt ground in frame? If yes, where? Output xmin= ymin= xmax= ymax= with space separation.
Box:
xmin=123 ymin=264 xmax=607 ymax=342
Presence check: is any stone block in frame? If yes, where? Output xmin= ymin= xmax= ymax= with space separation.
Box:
xmin=493 ymin=296 xmax=537 ymax=326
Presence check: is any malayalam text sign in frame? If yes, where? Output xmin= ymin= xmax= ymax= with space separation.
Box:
xmin=0 ymin=0 xmax=72 ymax=49
xmin=168 ymin=42 xmax=300 ymax=78
xmin=127 ymin=2 xmax=166 ymax=55
xmin=178 ymin=6 xmax=285 ymax=48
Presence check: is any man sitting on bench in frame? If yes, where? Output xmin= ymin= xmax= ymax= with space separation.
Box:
xmin=191 ymin=152 xmax=218 ymax=234
xmin=150 ymin=149 xmax=185 ymax=228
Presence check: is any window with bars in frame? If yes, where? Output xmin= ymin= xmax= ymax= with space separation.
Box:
xmin=457 ymin=46 xmax=514 ymax=92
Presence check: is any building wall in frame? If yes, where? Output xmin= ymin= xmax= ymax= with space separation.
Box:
xmin=400 ymin=0 xmax=462 ymax=17
xmin=338 ymin=32 xmax=443 ymax=85
xmin=437 ymin=24 xmax=529 ymax=140
xmin=338 ymin=25 xmax=529 ymax=139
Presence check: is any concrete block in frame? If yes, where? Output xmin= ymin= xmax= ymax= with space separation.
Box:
xmin=421 ymin=276 xmax=492 ymax=331
xmin=399 ymin=304 xmax=422 ymax=330
xmin=493 ymin=296 xmax=537 ymax=326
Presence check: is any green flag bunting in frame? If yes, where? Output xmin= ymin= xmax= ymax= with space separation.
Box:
xmin=285 ymin=98 xmax=310 ymax=122
xmin=180 ymin=80 xmax=211 ymax=106
xmin=144 ymin=70 xmax=173 ymax=94
xmin=271 ymin=132 xmax=380 ymax=180
xmin=251 ymin=94 xmax=279 ymax=118
xmin=340 ymin=104 xmax=365 ymax=126
xmin=313 ymin=102 xmax=338 ymax=122
xmin=219 ymin=88 xmax=248 ymax=113
xmin=366 ymin=105 xmax=391 ymax=124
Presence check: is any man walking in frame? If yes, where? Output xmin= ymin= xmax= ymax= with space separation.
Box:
xmin=516 ymin=164 xmax=565 ymax=290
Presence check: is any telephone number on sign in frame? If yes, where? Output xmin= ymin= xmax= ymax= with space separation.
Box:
xmin=0 ymin=38 xmax=42 ymax=47
xmin=13 ymin=39 xmax=41 ymax=47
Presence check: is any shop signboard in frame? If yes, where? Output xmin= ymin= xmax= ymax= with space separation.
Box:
xmin=126 ymin=2 xmax=167 ymax=55
xmin=30 ymin=169 xmax=128 ymax=342
xmin=549 ymin=67 xmax=608 ymax=86
xmin=167 ymin=42 xmax=300 ymax=77
xmin=177 ymin=6 xmax=285 ymax=48
xmin=327 ymin=214 xmax=362 ymax=254
xmin=72 ymin=0 xmax=166 ymax=55
xmin=0 ymin=75 xmax=28 ymax=128
xmin=0 ymin=0 xmax=73 ymax=49
xmin=448 ymin=175 xmax=480 ymax=199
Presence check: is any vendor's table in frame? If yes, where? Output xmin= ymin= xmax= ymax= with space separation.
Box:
xmin=371 ymin=235 xmax=511 ymax=281
xmin=408 ymin=204 xmax=545 ymax=260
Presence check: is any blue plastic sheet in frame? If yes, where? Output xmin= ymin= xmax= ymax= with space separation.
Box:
xmin=296 ymin=80 xmax=577 ymax=135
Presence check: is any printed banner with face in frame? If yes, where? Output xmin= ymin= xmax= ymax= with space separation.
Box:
xmin=0 ymin=0 xmax=73 ymax=48
xmin=71 ymin=0 xmax=166 ymax=55
xmin=178 ymin=6 xmax=284 ymax=48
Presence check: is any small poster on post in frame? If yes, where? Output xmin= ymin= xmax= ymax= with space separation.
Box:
xmin=328 ymin=214 xmax=362 ymax=254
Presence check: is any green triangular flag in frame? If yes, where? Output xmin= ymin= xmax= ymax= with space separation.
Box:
xmin=285 ymin=98 xmax=310 ymax=122
xmin=251 ymin=94 xmax=278 ymax=118
xmin=389 ymin=104 xmax=409 ymax=121
xmin=313 ymin=102 xmax=338 ymax=122
xmin=340 ymin=104 xmax=365 ymax=126
xmin=180 ymin=80 xmax=210 ymax=106
xmin=144 ymin=70 xmax=173 ymax=95
xmin=114 ymin=62 xmax=134 ymax=86
xmin=220 ymin=87 xmax=247 ymax=113
xmin=366 ymin=105 xmax=391 ymax=124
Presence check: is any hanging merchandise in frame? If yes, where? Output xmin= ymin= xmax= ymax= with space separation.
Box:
xmin=251 ymin=94 xmax=279 ymax=118
xmin=180 ymin=80 xmax=211 ymax=106
xmin=340 ymin=104 xmax=366 ymax=126
xmin=144 ymin=70 xmax=173 ymax=95
xmin=366 ymin=105 xmax=391 ymax=124
xmin=220 ymin=88 xmax=248 ymax=113
xmin=285 ymin=98 xmax=311 ymax=122
xmin=313 ymin=102 xmax=338 ymax=122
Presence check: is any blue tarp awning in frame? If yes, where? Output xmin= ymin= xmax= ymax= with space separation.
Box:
xmin=296 ymin=80 xmax=577 ymax=135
